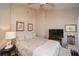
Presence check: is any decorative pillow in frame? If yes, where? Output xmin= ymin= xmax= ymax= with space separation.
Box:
xmin=16 ymin=32 xmax=25 ymax=40
xmin=25 ymin=32 xmax=36 ymax=39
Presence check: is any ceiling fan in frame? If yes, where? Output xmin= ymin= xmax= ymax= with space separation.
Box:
xmin=27 ymin=3 xmax=55 ymax=9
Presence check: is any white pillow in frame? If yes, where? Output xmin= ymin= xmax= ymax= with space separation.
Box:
xmin=16 ymin=32 xmax=25 ymax=40
xmin=25 ymin=32 xmax=36 ymax=39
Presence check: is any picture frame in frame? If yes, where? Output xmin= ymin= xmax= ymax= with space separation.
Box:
xmin=65 ymin=24 xmax=77 ymax=32
xmin=28 ymin=23 xmax=33 ymax=31
xmin=16 ymin=21 xmax=24 ymax=31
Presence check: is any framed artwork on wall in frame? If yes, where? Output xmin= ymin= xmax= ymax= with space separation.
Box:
xmin=65 ymin=24 xmax=77 ymax=32
xmin=16 ymin=21 xmax=24 ymax=31
xmin=28 ymin=23 xmax=33 ymax=31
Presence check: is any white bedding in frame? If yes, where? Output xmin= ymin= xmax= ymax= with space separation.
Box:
xmin=33 ymin=40 xmax=71 ymax=56
xmin=16 ymin=37 xmax=48 ymax=55
xmin=33 ymin=40 xmax=60 ymax=56
xmin=16 ymin=37 xmax=71 ymax=56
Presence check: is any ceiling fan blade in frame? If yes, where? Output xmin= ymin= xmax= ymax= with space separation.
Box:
xmin=46 ymin=3 xmax=55 ymax=7
xmin=27 ymin=3 xmax=35 ymax=5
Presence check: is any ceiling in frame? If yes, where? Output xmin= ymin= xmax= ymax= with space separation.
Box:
xmin=22 ymin=3 xmax=79 ymax=10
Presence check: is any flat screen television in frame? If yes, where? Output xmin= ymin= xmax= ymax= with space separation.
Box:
xmin=49 ymin=29 xmax=64 ymax=39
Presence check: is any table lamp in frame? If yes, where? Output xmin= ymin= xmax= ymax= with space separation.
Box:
xmin=5 ymin=32 xmax=16 ymax=45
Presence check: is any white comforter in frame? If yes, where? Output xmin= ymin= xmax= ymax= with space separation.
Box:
xmin=16 ymin=37 xmax=71 ymax=56
xmin=33 ymin=40 xmax=71 ymax=56
xmin=33 ymin=40 xmax=60 ymax=56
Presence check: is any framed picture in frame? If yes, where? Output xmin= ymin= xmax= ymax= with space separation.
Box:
xmin=28 ymin=23 xmax=33 ymax=31
xmin=16 ymin=21 xmax=24 ymax=31
xmin=65 ymin=24 xmax=77 ymax=32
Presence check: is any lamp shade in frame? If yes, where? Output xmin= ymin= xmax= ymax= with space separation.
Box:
xmin=5 ymin=32 xmax=16 ymax=39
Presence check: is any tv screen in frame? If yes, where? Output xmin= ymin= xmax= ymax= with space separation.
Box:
xmin=49 ymin=29 xmax=64 ymax=39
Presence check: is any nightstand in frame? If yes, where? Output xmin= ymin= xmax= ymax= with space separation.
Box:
xmin=0 ymin=45 xmax=18 ymax=56
xmin=67 ymin=44 xmax=79 ymax=56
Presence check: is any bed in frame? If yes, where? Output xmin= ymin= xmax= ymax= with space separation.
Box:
xmin=16 ymin=37 xmax=71 ymax=56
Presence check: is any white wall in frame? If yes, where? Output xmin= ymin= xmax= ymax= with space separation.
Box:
xmin=0 ymin=4 xmax=10 ymax=39
xmin=0 ymin=4 xmax=37 ymax=40
xmin=11 ymin=4 xmax=37 ymax=40
xmin=36 ymin=9 xmax=79 ymax=47
xmin=77 ymin=17 xmax=79 ymax=48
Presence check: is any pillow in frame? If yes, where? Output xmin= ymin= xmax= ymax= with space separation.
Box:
xmin=25 ymin=32 xmax=36 ymax=39
xmin=16 ymin=32 xmax=25 ymax=40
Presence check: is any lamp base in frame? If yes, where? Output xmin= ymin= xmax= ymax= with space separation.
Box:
xmin=11 ymin=39 xmax=16 ymax=45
